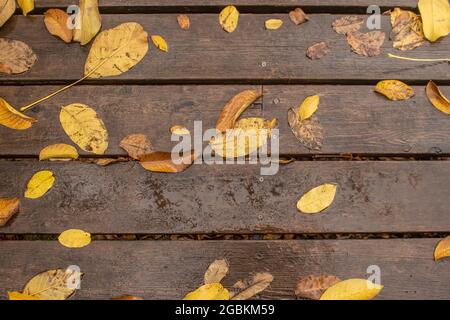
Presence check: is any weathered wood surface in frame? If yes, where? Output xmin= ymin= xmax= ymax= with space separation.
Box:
xmin=1 ymin=85 xmax=449 ymax=156
xmin=1 ymin=161 xmax=449 ymax=234
xmin=1 ymin=14 xmax=449 ymax=82
xmin=0 ymin=239 xmax=448 ymax=300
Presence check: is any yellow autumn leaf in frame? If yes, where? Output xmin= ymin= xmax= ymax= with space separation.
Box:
xmin=418 ymin=0 xmax=450 ymax=42
xmin=151 ymin=35 xmax=168 ymax=52
xmin=183 ymin=283 xmax=230 ymax=300
xmin=426 ymin=80 xmax=450 ymax=115
xmin=434 ymin=236 xmax=450 ymax=261
xmin=320 ymin=279 xmax=383 ymax=300
xmin=58 ymin=229 xmax=92 ymax=248
xmin=8 ymin=291 xmax=39 ymax=300
xmin=17 ymin=0 xmax=34 ymax=16
xmin=24 ymin=170 xmax=55 ymax=199
xmin=60 ymin=103 xmax=109 ymax=154
xmin=298 ymin=95 xmax=320 ymax=120
xmin=374 ymin=80 xmax=414 ymax=101
xmin=39 ymin=144 xmax=79 ymax=161
xmin=219 ymin=5 xmax=239 ymax=33
xmin=0 ymin=97 xmax=37 ymax=130
xmin=0 ymin=0 xmax=16 ymax=28
xmin=171 ymin=125 xmax=190 ymax=135
xmin=73 ymin=0 xmax=101 ymax=45
xmin=265 ymin=19 xmax=283 ymax=30
xmin=297 ymin=183 xmax=337 ymax=214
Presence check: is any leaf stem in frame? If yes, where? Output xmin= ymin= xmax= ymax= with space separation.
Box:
xmin=388 ymin=53 xmax=450 ymax=62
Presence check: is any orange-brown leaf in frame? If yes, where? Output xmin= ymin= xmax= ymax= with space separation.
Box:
xmin=177 ymin=14 xmax=190 ymax=30
xmin=140 ymin=151 xmax=196 ymax=173
xmin=332 ymin=16 xmax=364 ymax=34
xmin=426 ymin=80 xmax=450 ymax=115
xmin=44 ymin=9 xmax=73 ymax=43
xmin=120 ymin=134 xmax=152 ymax=160
xmin=346 ymin=31 xmax=385 ymax=57
xmin=0 ymin=97 xmax=37 ymax=130
xmin=289 ymin=8 xmax=309 ymax=25
xmin=295 ymin=275 xmax=341 ymax=300
xmin=0 ymin=198 xmax=19 ymax=227
xmin=111 ymin=295 xmax=143 ymax=300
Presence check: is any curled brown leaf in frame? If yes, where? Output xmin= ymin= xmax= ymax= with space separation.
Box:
xmin=306 ymin=42 xmax=330 ymax=60
xmin=230 ymin=272 xmax=273 ymax=300
xmin=295 ymin=275 xmax=341 ymax=300
xmin=289 ymin=8 xmax=309 ymax=25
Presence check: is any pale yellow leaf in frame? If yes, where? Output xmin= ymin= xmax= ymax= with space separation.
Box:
xmin=171 ymin=125 xmax=190 ymax=135
xmin=320 ymin=279 xmax=383 ymax=300
xmin=297 ymin=183 xmax=337 ymax=214
xmin=8 ymin=291 xmax=39 ymax=300
xmin=151 ymin=35 xmax=168 ymax=52
xmin=374 ymin=80 xmax=414 ymax=101
xmin=298 ymin=95 xmax=320 ymax=120
xmin=24 ymin=170 xmax=55 ymax=199
xmin=73 ymin=0 xmax=101 ymax=45
xmin=17 ymin=0 xmax=34 ymax=16
xmin=204 ymin=259 xmax=229 ymax=284
xmin=58 ymin=229 xmax=92 ymax=248
xmin=183 ymin=283 xmax=229 ymax=300
xmin=0 ymin=97 xmax=36 ymax=130
xmin=60 ymin=103 xmax=109 ymax=155
xmin=0 ymin=0 xmax=16 ymax=27
xmin=419 ymin=0 xmax=450 ymax=42
xmin=219 ymin=5 xmax=239 ymax=33
xmin=265 ymin=19 xmax=283 ymax=30
xmin=39 ymin=144 xmax=79 ymax=161
xmin=434 ymin=236 xmax=450 ymax=261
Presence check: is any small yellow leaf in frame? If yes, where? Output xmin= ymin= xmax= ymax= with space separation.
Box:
xmin=39 ymin=144 xmax=79 ymax=161
xmin=418 ymin=0 xmax=450 ymax=42
xmin=151 ymin=35 xmax=168 ymax=52
xmin=374 ymin=80 xmax=414 ymax=101
xmin=426 ymin=80 xmax=450 ymax=115
xmin=0 ymin=97 xmax=37 ymax=130
xmin=17 ymin=0 xmax=34 ymax=16
xmin=58 ymin=229 xmax=92 ymax=248
xmin=265 ymin=19 xmax=283 ymax=30
xmin=298 ymin=95 xmax=320 ymax=120
xmin=183 ymin=283 xmax=230 ymax=300
xmin=24 ymin=170 xmax=55 ymax=199
xmin=8 ymin=291 xmax=39 ymax=300
xmin=171 ymin=125 xmax=190 ymax=135
xmin=320 ymin=279 xmax=383 ymax=300
xmin=219 ymin=5 xmax=239 ymax=33
xmin=434 ymin=236 xmax=450 ymax=261
xmin=297 ymin=183 xmax=337 ymax=214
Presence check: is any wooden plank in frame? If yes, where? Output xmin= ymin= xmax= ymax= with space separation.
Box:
xmin=1 ymin=161 xmax=449 ymax=234
xmin=1 ymin=14 xmax=448 ymax=82
xmin=0 ymin=239 xmax=448 ymax=299
xmin=1 ymin=85 xmax=449 ymax=156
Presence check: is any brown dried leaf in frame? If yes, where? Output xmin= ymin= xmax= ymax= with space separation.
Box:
xmin=44 ymin=9 xmax=73 ymax=43
xmin=120 ymin=134 xmax=152 ymax=160
xmin=0 ymin=0 xmax=15 ymax=28
xmin=80 ymin=157 xmax=128 ymax=166
xmin=374 ymin=80 xmax=414 ymax=101
xmin=347 ymin=31 xmax=385 ymax=57
xmin=230 ymin=272 xmax=273 ymax=300
xmin=111 ymin=295 xmax=143 ymax=300
xmin=306 ymin=42 xmax=330 ymax=60
xmin=426 ymin=80 xmax=450 ymax=115
xmin=332 ymin=16 xmax=364 ymax=35
xmin=0 ymin=38 xmax=37 ymax=74
xmin=140 ymin=150 xmax=196 ymax=173
xmin=204 ymin=259 xmax=229 ymax=284
xmin=216 ymin=90 xmax=262 ymax=132
xmin=0 ymin=198 xmax=19 ymax=227
xmin=390 ymin=8 xmax=424 ymax=51
xmin=295 ymin=275 xmax=341 ymax=300
xmin=288 ymin=108 xmax=323 ymax=150
xmin=177 ymin=14 xmax=190 ymax=30
xmin=289 ymin=8 xmax=309 ymax=25
xmin=272 ymin=157 xmax=295 ymax=165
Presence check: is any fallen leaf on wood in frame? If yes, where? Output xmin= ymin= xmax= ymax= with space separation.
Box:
xmin=204 ymin=259 xmax=229 ymax=284
xmin=8 ymin=292 xmax=39 ymax=300
xmin=184 ymin=283 xmax=229 ymax=300
xmin=306 ymin=42 xmax=330 ymax=60
xmin=347 ymin=31 xmax=385 ymax=57
xmin=0 ymin=0 xmax=15 ymax=27
xmin=295 ymin=275 xmax=341 ymax=300
xmin=426 ymin=80 xmax=450 ymax=115
xmin=0 ymin=38 xmax=37 ymax=74
xmin=39 ymin=144 xmax=79 ymax=161
xmin=272 ymin=157 xmax=295 ymax=165
xmin=73 ymin=0 xmax=101 ymax=45
xmin=140 ymin=150 xmax=196 ymax=173
xmin=419 ymin=0 xmax=450 ymax=42
xmin=151 ymin=35 xmax=169 ymax=52
xmin=60 ymin=103 xmax=109 ymax=155
xmin=0 ymin=198 xmax=19 ymax=227
xmin=434 ymin=236 xmax=450 ymax=261
xmin=23 ymin=268 xmax=83 ymax=300
xmin=177 ymin=14 xmax=190 ymax=30
xmin=58 ymin=229 xmax=92 ymax=248
xmin=390 ymin=8 xmax=424 ymax=51
xmin=44 ymin=9 xmax=73 ymax=43
xmin=216 ymin=90 xmax=262 ymax=132
xmin=0 ymin=97 xmax=37 ymax=130
xmin=320 ymin=279 xmax=383 ymax=300
xmin=17 ymin=0 xmax=34 ymax=16
xmin=80 ymin=157 xmax=128 ymax=166
xmin=171 ymin=125 xmax=190 ymax=135
xmin=230 ymin=272 xmax=273 ymax=300
xmin=120 ymin=134 xmax=152 ymax=160
xmin=265 ymin=19 xmax=283 ymax=30
xmin=297 ymin=183 xmax=337 ymax=214
xmin=289 ymin=8 xmax=308 ymax=25
xmin=298 ymin=95 xmax=320 ymax=120
xmin=112 ymin=295 xmax=143 ymax=300
xmin=332 ymin=16 xmax=364 ymax=35
xmin=288 ymin=108 xmax=323 ymax=150
xmin=219 ymin=5 xmax=239 ymax=33
xmin=24 ymin=170 xmax=55 ymax=199
xmin=374 ymin=80 xmax=414 ymax=100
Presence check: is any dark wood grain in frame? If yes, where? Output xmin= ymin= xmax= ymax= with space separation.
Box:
xmin=1 ymin=14 xmax=448 ymax=82
xmin=0 ymin=239 xmax=448 ymax=300
xmin=1 ymin=85 xmax=449 ymax=156
xmin=1 ymin=160 xmax=449 ymax=234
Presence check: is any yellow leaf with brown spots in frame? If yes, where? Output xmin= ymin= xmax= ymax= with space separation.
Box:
xmin=23 ymin=269 xmax=83 ymax=300
xmin=219 ymin=5 xmax=239 ymax=33
xmin=374 ymin=80 xmax=414 ymax=101
xmin=390 ymin=8 xmax=424 ymax=51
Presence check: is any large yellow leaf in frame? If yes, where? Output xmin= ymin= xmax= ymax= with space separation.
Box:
xmin=24 ymin=170 xmax=55 ymax=199
xmin=0 ymin=97 xmax=36 ymax=130
xmin=23 ymin=269 xmax=83 ymax=300
xmin=84 ymin=22 xmax=149 ymax=78
xmin=58 ymin=229 xmax=92 ymax=248
xmin=151 ymin=35 xmax=168 ymax=52
xmin=183 ymin=283 xmax=230 ymax=300
xmin=73 ymin=0 xmax=101 ymax=45
xmin=374 ymin=80 xmax=414 ymax=101
xmin=39 ymin=143 xmax=79 ymax=161
xmin=297 ymin=183 xmax=337 ymax=214
xmin=0 ymin=0 xmax=15 ymax=27
xmin=8 ymin=292 xmax=39 ymax=300
xmin=434 ymin=236 xmax=450 ymax=261
xmin=419 ymin=0 xmax=450 ymax=42
xmin=17 ymin=0 xmax=34 ymax=16
xmin=426 ymin=80 xmax=450 ymax=114
xmin=60 ymin=103 xmax=109 ymax=154
xmin=219 ymin=5 xmax=239 ymax=33
xmin=320 ymin=279 xmax=383 ymax=300
xmin=298 ymin=95 xmax=320 ymax=120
